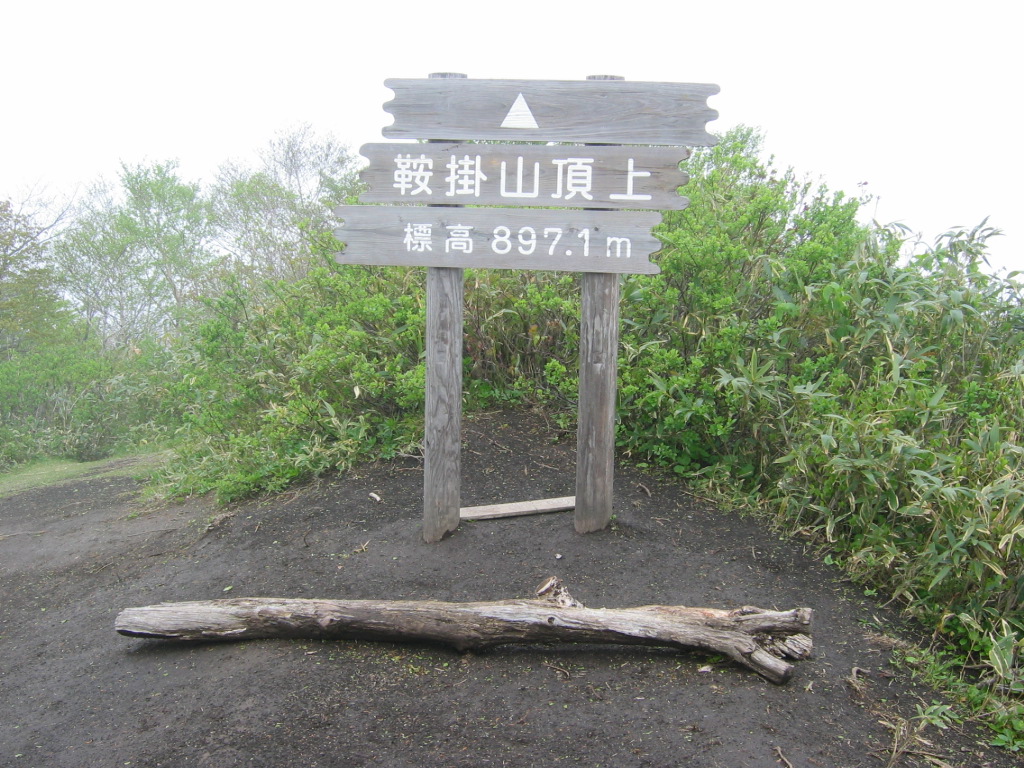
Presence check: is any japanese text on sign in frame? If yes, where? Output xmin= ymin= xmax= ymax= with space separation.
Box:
xmin=401 ymin=222 xmax=635 ymax=260
xmin=357 ymin=144 xmax=691 ymax=211
xmin=390 ymin=153 xmax=650 ymax=203
xmin=334 ymin=207 xmax=663 ymax=275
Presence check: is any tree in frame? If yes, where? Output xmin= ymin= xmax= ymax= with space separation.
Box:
xmin=53 ymin=162 xmax=217 ymax=348
xmin=117 ymin=161 xmax=217 ymax=315
xmin=0 ymin=198 xmax=69 ymax=356
xmin=212 ymin=125 xmax=361 ymax=287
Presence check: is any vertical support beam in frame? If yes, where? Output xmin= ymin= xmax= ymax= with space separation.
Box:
xmin=423 ymin=72 xmax=466 ymax=543
xmin=575 ymin=272 xmax=621 ymax=533
xmin=575 ymin=74 xmax=625 ymax=535
xmin=424 ymin=265 xmax=464 ymax=542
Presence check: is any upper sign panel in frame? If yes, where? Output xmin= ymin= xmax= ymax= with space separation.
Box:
xmin=382 ymin=79 xmax=719 ymax=146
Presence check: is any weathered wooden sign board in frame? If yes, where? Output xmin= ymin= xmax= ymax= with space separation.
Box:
xmin=335 ymin=74 xmax=718 ymax=542
xmin=382 ymin=78 xmax=718 ymax=145
xmin=357 ymin=144 xmax=690 ymax=209
xmin=335 ymin=207 xmax=663 ymax=274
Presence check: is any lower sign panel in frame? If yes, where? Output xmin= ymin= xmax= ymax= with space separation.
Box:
xmin=334 ymin=206 xmax=662 ymax=274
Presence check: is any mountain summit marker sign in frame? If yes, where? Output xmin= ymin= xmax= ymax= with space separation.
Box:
xmin=334 ymin=74 xmax=718 ymax=541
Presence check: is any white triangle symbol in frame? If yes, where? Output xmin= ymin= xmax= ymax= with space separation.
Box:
xmin=501 ymin=93 xmax=539 ymax=129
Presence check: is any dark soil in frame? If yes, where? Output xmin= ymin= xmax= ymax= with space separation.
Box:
xmin=0 ymin=410 xmax=1015 ymax=767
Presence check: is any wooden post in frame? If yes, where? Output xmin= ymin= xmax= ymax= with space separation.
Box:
xmin=575 ymin=75 xmax=624 ymax=534
xmin=575 ymin=271 xmax=621 ymax=533
xmin=423 ymin=72 xmax=466 ymax=543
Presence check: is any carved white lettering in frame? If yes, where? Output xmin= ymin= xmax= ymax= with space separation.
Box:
xmin=500 ymin=157 xmax=541 ymax=198
xmin=609 ymin=159 xmax=652 ymax=202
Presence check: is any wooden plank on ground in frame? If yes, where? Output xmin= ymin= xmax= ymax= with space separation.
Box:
xmin=460 ymin=496 xmax=576 ymax=521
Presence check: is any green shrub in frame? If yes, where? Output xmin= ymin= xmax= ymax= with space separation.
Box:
xmin=159 ymin=267 xmax=427 ymax=502
xmin=0 ymin=335 xmax=174 ymax=468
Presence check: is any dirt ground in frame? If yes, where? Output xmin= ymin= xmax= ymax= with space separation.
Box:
xmin=0 ymin=410 xmax=1017 ymax=768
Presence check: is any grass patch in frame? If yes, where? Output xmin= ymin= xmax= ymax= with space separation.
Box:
xmin=0 ymin=452 xmax=170 ymax=499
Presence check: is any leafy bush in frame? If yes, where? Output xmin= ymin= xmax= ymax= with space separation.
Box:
xmin=159 ymin=266 xmax=427 ymax=501
xmin=0 ymin=337 xmax=174 ymax=468
xmin=609 ymin=143 xmax=1024 ymax=693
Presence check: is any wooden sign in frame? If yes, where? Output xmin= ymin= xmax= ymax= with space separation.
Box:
xmin=383 ymin=78 xmax=719 ymax=146
xmin=357 ymin=144 xmax=690 ymax=210
xmin=334 ymin=73 xmax=720 ymax=543
xmin=334 ymin=207 xmax=662 ymax=274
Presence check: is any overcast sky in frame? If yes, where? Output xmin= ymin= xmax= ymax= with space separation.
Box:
xmin=3 ymin=0 xmax=1019 ymax=273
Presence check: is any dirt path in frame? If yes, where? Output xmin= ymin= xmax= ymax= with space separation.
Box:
xmin=0 ymin=411 xmax=1013 ymax=767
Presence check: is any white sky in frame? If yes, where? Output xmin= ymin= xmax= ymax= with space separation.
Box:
xmin=2 ymin=0 xmax=1020 ymax=273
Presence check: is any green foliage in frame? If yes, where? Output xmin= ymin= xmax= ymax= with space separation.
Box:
xmin=589 ymin=129 xmax=1024 ymax=741
xmin=762 ymin=240 xmax=1024 ymax=659
xmin=0 ymin=337 xmax=175 ymax=467
xmin=116 ymin=160 xmax=216 ymax=314
xmin=53 ymin=162 xmax=216 ymax=348
xmin=599 ymin=128 xmax=1024 ymax=715
xmin=893 ymin=641 xmax=1024 ymax=751
xmin=614 ymin=126 xmax=875 ymax=480
xmin=212 ymin=124 xmax=362 ymax=290
xmin=463 ymin=269 xmax=580 ymax=403
xmin=0 ymin=199 xmax=69 ymax=353
xmin=1 ymin=198 xmax=171 ymax=468
xmin=158 ymin=266 xmax=426 ymax=502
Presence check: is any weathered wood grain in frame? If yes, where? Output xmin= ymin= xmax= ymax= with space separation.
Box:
xmin=115 ymin=578 xmax=814 ymax=684
xmin=575 ymin=273 xmax=621 ymax=533
xmin=358 ymin=143 xmax=690 ymax=209
xmin=573 ymin=76 xmax=627 ymax=534
xmin=423 ymin=265 xmax=462 ymax=542
xmin=334 ymin=207 xmax=662 ymax=274
xmin=422 ymin=72 xmax=466 ymax=543
xmin=383 ymin=79 xmax=719 ymax=146
xmin=460 ymin=496 xmax=576 ymax=520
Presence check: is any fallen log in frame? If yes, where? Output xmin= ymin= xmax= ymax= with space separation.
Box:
xmin=115 ymin=577 xmax=813 ymax=684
